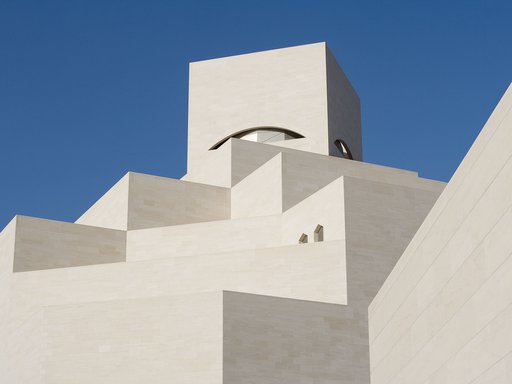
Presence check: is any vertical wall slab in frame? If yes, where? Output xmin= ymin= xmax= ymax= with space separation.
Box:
xmin=0 ymin=218 xmax=16 ymax=379
xmin=343 ymin=176 xmax=443 ymax=384
xmin=281 ymin=176 xmax=346 ymax=245
xmin=14 ymin=216 xmax=126 ymax=272
xmin=41 ymin=292 xmax=223 ymax=384
xmin=231 ymin=154 xmax=283 ymax=218
xmin=223 ymin=292 xmax=359 ymax=383
xmin=126 ymin=215 xmax=283 ymax=262
xmin=77 ymin=172 xmax=231 ymax=230
xmin=181 ymin=139 xmax=233 ymax=187
xmin=326 ymin=46 xmax=362 ymax=160
xmin=76 ymin=173 xmax=130 ymax=230
xmin=368 ymin=85 xmax=512 ymax=384
xmin=127 ymin=173 xmax=230 ymax=229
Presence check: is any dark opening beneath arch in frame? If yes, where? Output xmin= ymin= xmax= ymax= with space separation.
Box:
xmin=209 ymin=127 xmax=305 ymax=150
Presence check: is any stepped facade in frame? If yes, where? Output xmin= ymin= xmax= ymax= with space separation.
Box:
xmin=4 ymin=42 xmax=508 ymax=383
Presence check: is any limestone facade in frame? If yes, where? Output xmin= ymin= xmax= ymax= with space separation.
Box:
xmin=0 ymin=43 xmax=460 ymax=383
xmin=368 ymin=84 xmax=512 ymax=384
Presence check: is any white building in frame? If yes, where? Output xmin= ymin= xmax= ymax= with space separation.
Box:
xmin=0 ymin=42 xmax=509 ymax=383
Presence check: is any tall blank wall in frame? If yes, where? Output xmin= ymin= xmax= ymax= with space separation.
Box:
xmin=369 ymin=84 xmax=512 ymax=384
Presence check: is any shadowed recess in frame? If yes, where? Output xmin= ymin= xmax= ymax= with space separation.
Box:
xmin=209 ymin=126 xmax=305 ymax=150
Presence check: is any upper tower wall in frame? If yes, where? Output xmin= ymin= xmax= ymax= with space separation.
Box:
xmin=187 ymin=42 xmax=362 ymax=174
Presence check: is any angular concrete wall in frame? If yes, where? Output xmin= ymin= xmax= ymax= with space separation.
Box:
xmin=76 ymin=173 xmax=129 ymax=230
xmin=14 ymin=215 xmax=126 ymax=272
xmin=1 ymin=43 xmax=457 ymax=384
xmin=187 ymin=43 xmax=331 ymax=175
xmin=223 ymin=291 xmax=358 ymax=384
xmin=326 ymin=46 xmax=362 ymax=160
xmin=1 ymin=137 xmax=446 ymax=384
xmin=223 ymin=176 xmax=442 ymax=384
xmin=126 ymin=215 xmax=283 ymax=262
xmin=369 ymin=84 xmax=512 ymax=384
xmin=127 ymin=172 xmax=230 ymax=230
xmin=280 ymin=146 xmax=443 ymax=211
xmin=184 ymin=137 xmax=444 ymax=192
xmin=11 ymin=241 xmax=348 ymax=323
xmin=42 ymin=292 xmax=223 ymax=384
xmin=0 ymin=218 xmax=15 ymax=377
xmin=281 ymin=176 xmax=346 ymax=244
xmin=7 ymin=239 xmax=347 ymax=383
xmin=77 ymin=172 xmax=230 ymax=230
xmin=343 ymin=176 xmax=442 ymax=383
xmin=231 ymin=154 xmax=283 ymax=218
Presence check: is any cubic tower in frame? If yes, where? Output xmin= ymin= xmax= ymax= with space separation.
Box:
xmin=0 ymin=43 xmax=446 ymax=383
xmin=185 ymin=43 xmax=363 ymax=186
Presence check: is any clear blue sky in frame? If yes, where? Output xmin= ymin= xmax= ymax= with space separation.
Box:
xmin=1 ymin=0 xmax=511 ymax=229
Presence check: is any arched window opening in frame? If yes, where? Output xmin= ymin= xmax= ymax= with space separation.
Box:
xmin=239 ymin=130 xmax=293 ymax=144
xmin=298 ymin=233 xmax=308 ymax=244
xmin=210 ymin=127 xmax=305 ymax=150
xmin=334 ymin=139 xmax=354 ymax=160
xmin=314 ymin=225 xmax=324 ymax=242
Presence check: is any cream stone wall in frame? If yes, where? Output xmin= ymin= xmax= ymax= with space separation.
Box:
xmin=7 ymin=306 xmax=42 ymax=384
xmin=126 ymin=215 xmax=283 ymax=262
xmin=76 ymin=173 xmax=129 ymax=230
xmin=187 ymin=42 xmax=363 ymax=178
xmin=127 ymin=172 xmax=230 ymax=229
xmin=326 ymin=46 xmax=362 ymax=160
xmin=280 ymin=146 xmax=443 ymax=211
xmin=184 ymin=137 xmax=286 ymax=188
xmin=230 ymin=153 xmax=283 ymax=219
xmin=181 ymin=138 xmax=233 ymax=187
xmin=77 ymin=172 xmax=231 ymax=230
xmin=7 ymin=239 xmax=347 ymax=383
xmin=2 ymin=132 xmax=445 ymax=383
xmin=344 ymin=176 xmax=443 ymax=383
xmin=14 ymin=215 xmax=126 ymax=272
xmin=267 ymin=137 xmax=311 ymax=151
xmin=0 ymin=43 xmax=461 ymax=384
xmin=281 ymin=176 xmax=346 ymax=244
xmin=42 ymin=292 xmax=223 ymax=384
xmin=368 ymin=85 xmax=512 ymax=384
xmin=186 ymin=137 xmax=445 ymax=191
xmin=10 ymin=241 xmax=347 ymax=325
xmin=0 ymin=218 xmax=15 ymax=378
xmin=187 ymin=43 xmax=329 ymax=175
xmin=130 ymin=173 xmax=349 ymax=264
xmin=223 ymin=291 xmax=360 ymax=384
xmin=223 ymin=175 xmax=441 ymax=384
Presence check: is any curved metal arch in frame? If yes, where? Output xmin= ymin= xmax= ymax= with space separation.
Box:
xmin=209 ymin=126 xmax=305 ymax=150
xmin=334 ymin=139 xmax=354 ymax=160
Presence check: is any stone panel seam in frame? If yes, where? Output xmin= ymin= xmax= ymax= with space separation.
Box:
xmin=370 ymin=148 xmax=512 ymax=350
xmin=370 ymin=145 xmax=512 ymax=349
xmin=372 ymin=204 xmax=512 ymax=380
xmin=370 ymin=103 xmax=512 ymax=317
xmin=421 ymin=298 xmax=512 ymax=384
xmin=369 ymin=104 xmax=512 ymax=323
xmin=466 ymin=349 xmax=512 ymax=384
